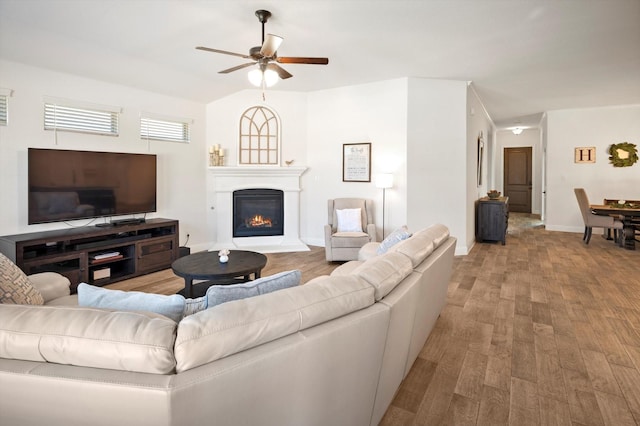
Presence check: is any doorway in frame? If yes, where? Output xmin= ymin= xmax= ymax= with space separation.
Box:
xmin=504 ymin=147 xmax=532 ymax=213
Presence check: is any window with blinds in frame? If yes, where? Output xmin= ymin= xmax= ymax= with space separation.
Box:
xmin=140 ymin=116 xmax=191 ymax=143
xmin=0 ymin=95 xmax=7 ymax=126
xmin=44 ymin=102 xmax=119 ymax=136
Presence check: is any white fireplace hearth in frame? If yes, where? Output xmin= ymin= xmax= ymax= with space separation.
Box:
xmin=208 ymin=166 xmax=309 ymax=253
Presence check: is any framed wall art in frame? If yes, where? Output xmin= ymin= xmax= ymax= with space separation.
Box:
xmin=343 ymin=142 xmax=371 ymax=182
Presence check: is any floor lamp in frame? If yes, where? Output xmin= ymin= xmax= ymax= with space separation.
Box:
xmin=375 ymin=173 xmax=394 ymax=239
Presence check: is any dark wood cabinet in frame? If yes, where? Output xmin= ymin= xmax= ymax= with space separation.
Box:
xmin=0 ymin=219 xmax=179 ymax=293
xmin=476 ymin=197 xmax=509 ymax=245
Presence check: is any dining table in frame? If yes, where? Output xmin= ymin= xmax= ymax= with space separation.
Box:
xmin=590 ymin=203 xmax=640 ymax=250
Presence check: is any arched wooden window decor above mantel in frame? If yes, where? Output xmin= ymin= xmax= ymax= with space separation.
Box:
xmin=239 ymin=106 xmax=280 ymax=165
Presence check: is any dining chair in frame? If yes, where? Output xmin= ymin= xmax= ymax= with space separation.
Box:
xmin=574 ymin=188 xmax=624 ymax=244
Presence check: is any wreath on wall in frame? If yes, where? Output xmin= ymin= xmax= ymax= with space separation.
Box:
xmin=608 ymin=142 xmax=638 ymax=167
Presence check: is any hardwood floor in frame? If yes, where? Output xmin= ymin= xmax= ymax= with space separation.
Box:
xmin=110 ymin=215 xmax=640 ymax=425
xmin=381 ymin=214 xmax=640 ymax=426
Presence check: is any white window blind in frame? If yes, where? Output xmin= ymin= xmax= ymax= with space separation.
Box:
xmin=0 ymin=88 xmax=11 ymax=126
xmin=44 ymin=100 xmax=119 ymax=136
xmin=0 ymin=95 xmax=7 ymax=126
xmin=140 ymin=116 xmax=191 ymax=143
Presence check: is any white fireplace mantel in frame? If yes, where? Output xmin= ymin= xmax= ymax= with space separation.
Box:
xmin=208 ymin=166 xmax=309 ymax=253
xmin=209 ymin=166 xmax=307 ymax=179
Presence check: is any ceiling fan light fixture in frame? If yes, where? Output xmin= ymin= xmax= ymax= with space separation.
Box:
xmin=248 ymin=68 xmax=279 ymax=87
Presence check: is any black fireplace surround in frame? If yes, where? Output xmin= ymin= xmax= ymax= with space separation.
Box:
xmin=233 ymin=189 xmax=284 ymax=238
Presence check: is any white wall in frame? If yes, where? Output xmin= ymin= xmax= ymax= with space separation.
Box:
xmin=406 ymin=78 xmax=471 ymax=254
xmin=545 ymin=104 xmax=640 ymax=232
xmin=467 ymin=85 xmax=495 ymax=250
xmin=305 ymin=79 xmax=409 ymax=246
xmin=0 ymin=60 xmax=208 ymax=251
xmin=493 ymin=127 xmax=543 ymax=215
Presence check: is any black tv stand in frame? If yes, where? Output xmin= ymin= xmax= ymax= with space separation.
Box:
xmin=111 ymin=218 xmax=146 ymax=226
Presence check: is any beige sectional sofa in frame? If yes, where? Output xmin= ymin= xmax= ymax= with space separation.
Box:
xmin=0 ymin=224 xmax=456 ymax=426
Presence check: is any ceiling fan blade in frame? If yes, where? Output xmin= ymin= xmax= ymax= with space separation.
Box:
xmin=196 ymin=46 xmax=251 ymax=59
xmin=260 ymin=34 xmax=283 ymax=58
xmin=267 ymin=63 xmax=293 ymax=79
xmin=218 ymin=62 xmax=256 ymax=74
xmin=277 ymin=56 xmax=329 ymax=65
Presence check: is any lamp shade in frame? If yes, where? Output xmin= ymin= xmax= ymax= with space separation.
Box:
xmin=512 ymin=127 xmax=523 ymax=135
xmin=375 ymin=173 xmax=393 ymax=189
xmin=248 ymin=68 xmax=279 ymax=87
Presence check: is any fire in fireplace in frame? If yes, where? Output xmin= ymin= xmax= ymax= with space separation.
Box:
xmin=233 ymin=189 xmax=284 ymax=237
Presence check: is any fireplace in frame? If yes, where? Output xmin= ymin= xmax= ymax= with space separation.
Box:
xmin=233 ymin=189 xmax=284 ymax=237
xmin=208 ymin=166 xmax=308 ymax=253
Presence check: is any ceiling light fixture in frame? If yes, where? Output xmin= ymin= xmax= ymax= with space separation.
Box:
xmin=248 ymin=65 xmax=279 ymax=88
xmin=512 ymin=127 xmax=524 ymax=135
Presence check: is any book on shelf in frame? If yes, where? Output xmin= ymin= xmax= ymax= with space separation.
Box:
xmin=90 ymin=254 xmax=123 ymax=264
xmin=92 ymin=251 xmax=120 ymax=260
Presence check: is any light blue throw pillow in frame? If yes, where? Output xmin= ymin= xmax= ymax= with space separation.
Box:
xmin=206 ymin=269 xmax=301 ymax=309
xmin=77 ymin=283 xmax=186 ymax=322
xmin=377 ymin=225 xmax=412 ymax=255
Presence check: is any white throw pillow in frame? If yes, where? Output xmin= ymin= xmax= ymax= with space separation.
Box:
xmin=336 ymin=208 xmax=363 ymax=232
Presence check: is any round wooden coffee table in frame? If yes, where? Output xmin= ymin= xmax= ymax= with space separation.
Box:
xmin=171 ymin=250 xmax=267 ymax=298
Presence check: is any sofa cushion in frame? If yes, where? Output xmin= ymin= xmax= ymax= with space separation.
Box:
xmin=0 ymin=304 xmax=177 ymax=374
xmin=77 ymin=283 xmax=186 ymax=322
xmin=331 ymin=260 xmax=364 ymax=276
xmin=387 ymin=224 xmax=450 ymax=268
xmin=0 ymin=253 xmax=44 ymax=305
xmin=331 ymin=232 xmax=371 ymax=248
xmin=206 ymin=269 xmax=301 ymax=308
xmin=376 ymin=226 xmax=412 ymax=255
xmin=28 ymin=272 xmax=71 ymax=304
xmin=174 ymin=275 xmax=374 ymax=372
xmin=182 ymin=270 xmax=302 ymax=316
xmin=358 ymin=242 xmax=380 ymax=260
xmin=387 ymin=233 xmax=435 ymax=268
xmin=413 ymin=223 xmax=450 ymax=249
xmin=352 ymin=252 xmax=414 ymax=300
xmin=336 ymin=208 xmax=363 ymax=232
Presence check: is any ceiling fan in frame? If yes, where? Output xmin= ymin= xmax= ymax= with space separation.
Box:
xmin=196 ymin=10 xmax=329 ymax=87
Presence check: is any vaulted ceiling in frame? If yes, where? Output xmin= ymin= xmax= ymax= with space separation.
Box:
xmin=1 ymin=0 xmax=639 ymax=130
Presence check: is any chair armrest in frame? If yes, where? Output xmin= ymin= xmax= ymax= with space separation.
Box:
xmin=324 ymin=224 xmax=333 ymax=238
xmin=324 ymin=224 xmax=333 ymax=260
xmin=28 ymin=272 xmax=71 ymax=303
xmin=366 ymin=223 xmax=377 ymax=242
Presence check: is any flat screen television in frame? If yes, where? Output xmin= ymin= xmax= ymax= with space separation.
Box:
xmin=28 ymin=148 xmax=157 ymax=224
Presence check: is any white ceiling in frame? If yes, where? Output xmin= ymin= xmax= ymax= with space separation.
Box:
xmin=1 ymin=0 xmax=639 ymax=130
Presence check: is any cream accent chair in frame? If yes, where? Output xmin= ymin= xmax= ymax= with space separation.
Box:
xmin=574 ymin=188 xmax=623 ymax=244
xmin=324 ymin=198 xmax=376 ymax=261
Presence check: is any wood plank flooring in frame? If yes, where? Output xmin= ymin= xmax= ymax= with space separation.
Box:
xmin=110 ymin=214 xmax=640 ymax=425
xmin=381 ymin=214 xmax=640 ymax=426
